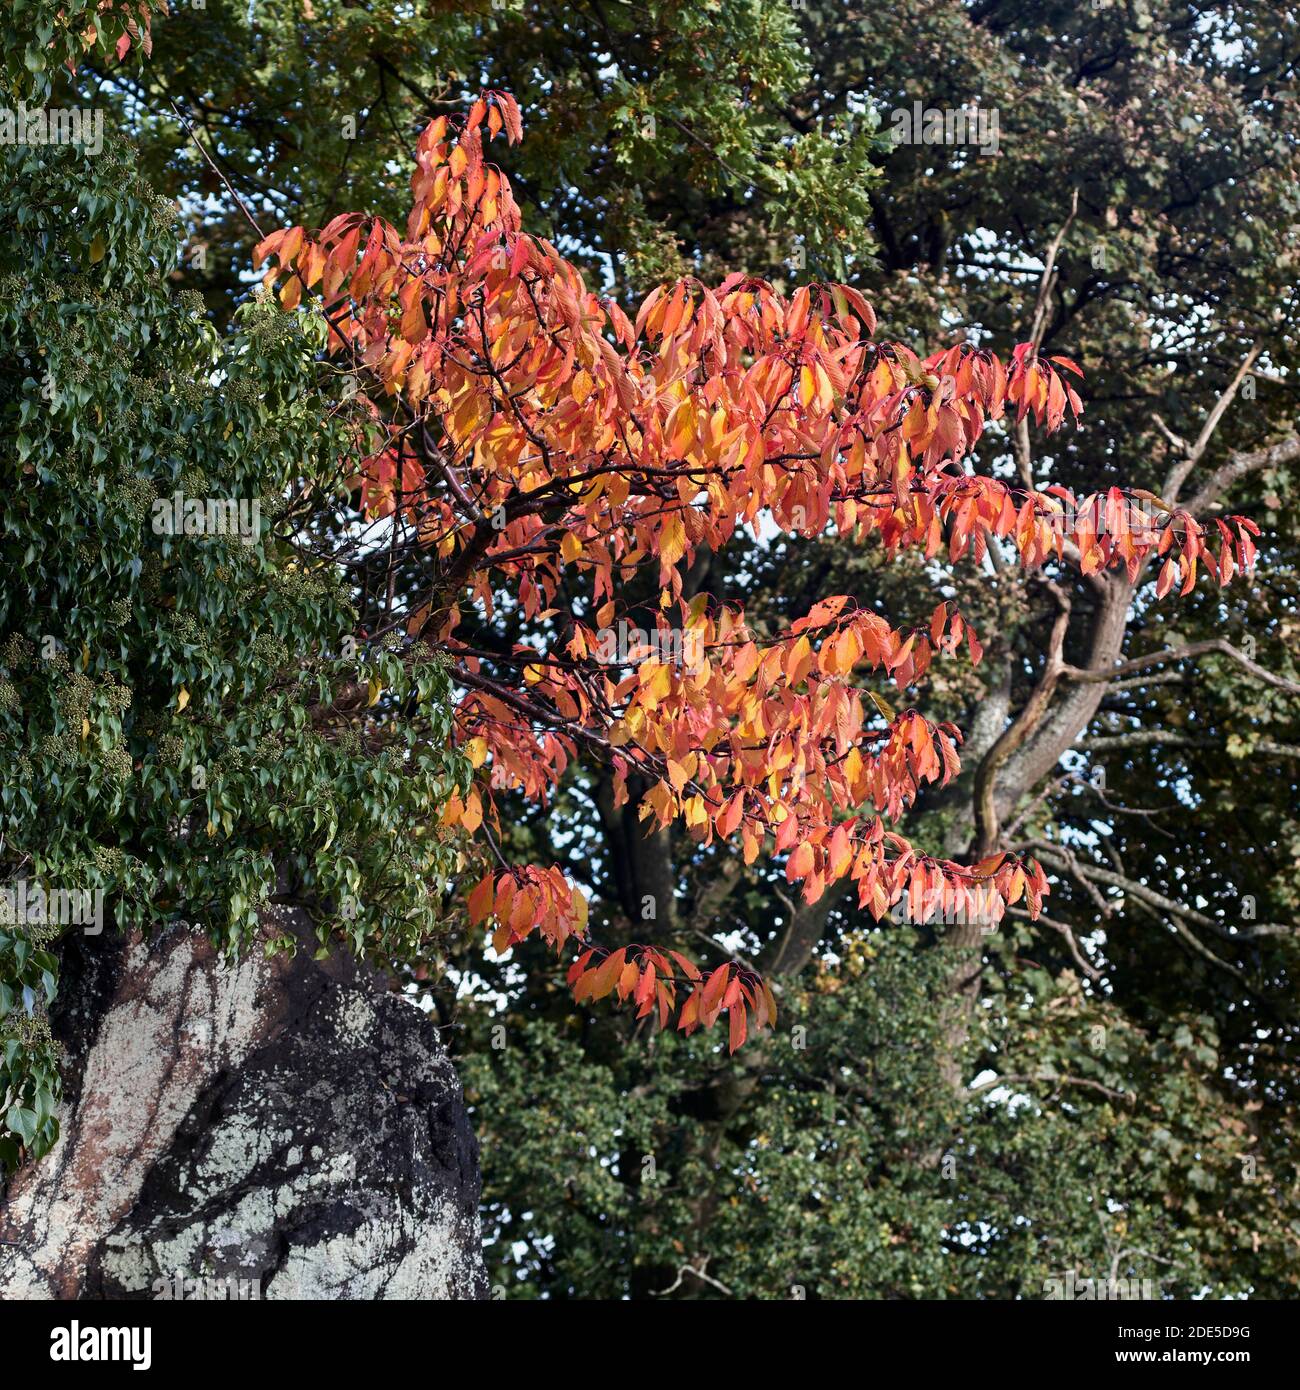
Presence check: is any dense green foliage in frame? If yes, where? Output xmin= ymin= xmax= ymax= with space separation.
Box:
xmin=67 ymin=0 xmax=881 ymax=315
xmin=0 ymin=43 xmax=467 ymax=1167
xmin=466 ymin=930 xmax=1280 ymax=1298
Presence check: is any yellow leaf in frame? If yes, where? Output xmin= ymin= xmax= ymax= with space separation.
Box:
xmin=367 ymin=677 xmax=383 ymax=706
xmin=867 ymin=690 xmax=896 ymax=723
xmin=465 ymin=736 xmax=488 ymax=768
xmin=659 ymin=512 xmax=687 ymax=567
xmin=177 ymin=687 xmax=190 ymax=712
xmin=81 ymin=717 xmax=90 ymax=739
xmin=785 ymin=635 xmax=813 ymax=685
xmin=640 ymin=663 xmax=671 ymax=704
xmin=560 ymin=532 xmax=583 ymax=563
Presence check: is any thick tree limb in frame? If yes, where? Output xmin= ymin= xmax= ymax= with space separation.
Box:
xmin=1185 ymin=430 xmax=1300 ymax=516
xmin=972 ymin=580 xmax=1071 ymax=855
xmin=1079 ymin=730 xmax=1206 ymax=752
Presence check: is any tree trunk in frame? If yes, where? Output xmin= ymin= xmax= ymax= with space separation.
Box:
xmin=0 ymin=909 xmax=487 ymax=1300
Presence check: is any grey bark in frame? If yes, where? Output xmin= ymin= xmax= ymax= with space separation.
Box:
xmin=0 ymin=908 xmax=487 ymax=1300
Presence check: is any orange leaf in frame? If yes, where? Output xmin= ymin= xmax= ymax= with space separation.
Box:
xmin=786 ymin=840 xmax=815 ymax=881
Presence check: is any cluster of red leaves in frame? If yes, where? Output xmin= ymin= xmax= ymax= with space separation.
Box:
xmin=463 ymin=866 xmax=774 ymax=1056
xmin=567 ymin=948 xmax=775 ymax=1055
xmin=466 ymin=864 xmax=587 ymax=956
xmin=254 ymin=94 xmax=1256 ymax=1050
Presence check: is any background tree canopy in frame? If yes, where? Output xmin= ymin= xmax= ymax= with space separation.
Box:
xmin=4 ymin=0 xmax=1298 ymax=1299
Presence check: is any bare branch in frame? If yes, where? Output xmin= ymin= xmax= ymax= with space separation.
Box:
xmin=1061 ymin=638 xmax=1300 ymax=697
xmin=970 ymin=1070 xmax=1131 ymax=1103
xmin=1151 ymin=412 xmax=1191 ymax=456
xmin=1006 ymin=905 xmax=1102 ymax=980
xmin=654 ymin=1259 xmax=733 ymax=1297
xmin=1163 ymin=344 xmax=1261 ymax=503
xmin=1024 ymin=189 xmax=1079 ymax=351
xmin=1025 ymin=842 xmax=1291 ymax=975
